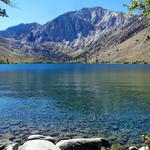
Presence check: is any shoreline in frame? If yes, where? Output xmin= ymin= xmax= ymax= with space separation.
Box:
xmin=0 ymin=134 xmax=146 ymax=150
xmin=0 ymin=131 xmax=144 ymax=150
xmin=0 ymin=61 xmax=150 ymax=65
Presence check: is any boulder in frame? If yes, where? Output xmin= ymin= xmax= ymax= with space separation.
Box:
xmin=129 ymin=146 xmax=138 ymax=150
xmin=56 ymin=138 xmax=110 ymax=150
xmin=18 ymin=146 xmax=22 ymax=150
xmin=27 ymin=135 xmax=45 ymax=140
xmin=101 ymin=138 xmax=111 ymax=147
xmin=0 ymin=139 xmax=17 ymax=150
xmin=4 ymin=143 xmax=18 ymax=150
xmin=42 ymin=136 xmax=56 ymax=143
xmin=139 ymin=146 xmax=149 ymax=150
xmin=20 ymin=139 xmax=60 ymax=150
xmin=28 ymin=135 xmax=56 ymax=143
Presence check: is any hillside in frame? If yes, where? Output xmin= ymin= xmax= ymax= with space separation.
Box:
xmin=89 ymin=26 xmax=150 ymax=64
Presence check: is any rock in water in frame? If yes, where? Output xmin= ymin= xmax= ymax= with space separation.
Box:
xmin=27 ymin=134 xmax=56 ymax=143
xmin=28 ymin=134 xmax=45 ymax=140
xmin=20 ymin=140 xmax=60 ymax=150
xmin=0 ymin=139 xmax=18 ymax=150
xmin=42 ymin=136 xmax=56 ymax=143
xmin=5 ymin=143 xmax=18 ymax=150
xmin=139 ymin=146 xmax=149 ymax=150
xmin=2 ymin=132 xmax=14 ymax=141
xmin=56 ymin=138 xmax=109 ymax=150
xmin=129 ymin=146 xmax=138 ymax=150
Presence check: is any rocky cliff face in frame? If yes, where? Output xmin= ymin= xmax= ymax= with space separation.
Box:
xmin=26 ymin=7 xmax=129 ymax=42
xmin=0 ymin=7 xmax=148 ymax=63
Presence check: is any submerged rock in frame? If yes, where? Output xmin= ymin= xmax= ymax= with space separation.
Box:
xmin=2 ymin=132 xmax=15 ymax=141
xmin=20 ymin=139 xmax=60 ymax=150
xmin=27 ymin=134 xmax=56 ymax=143
xmin=56 ymin=138 xmax=110 ymax=150
xmin=28 ymin=134 xmax=45 ymax=140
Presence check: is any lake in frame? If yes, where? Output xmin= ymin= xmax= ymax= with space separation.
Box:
xmin=0 ymin=64 xmax=150 ymax=145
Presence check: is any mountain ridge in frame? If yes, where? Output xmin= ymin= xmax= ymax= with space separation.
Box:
xmin=0 ymin=6 xmax=149 ymax=64
xmin=0 ymin=6 xmax=129 ymax=42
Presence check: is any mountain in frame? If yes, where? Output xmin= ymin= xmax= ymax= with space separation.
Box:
xmin=0 ymin=7 xmax=149 ymax=64
xmin=0 ymin=23 xmax=40 ymax=40
xmin=0 ymin=7 xmax=129 ymax=42
xmin=25 ymin=7 xmax=129 ymax=42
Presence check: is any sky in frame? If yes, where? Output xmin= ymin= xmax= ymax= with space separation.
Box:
xmin=0 ymin=0 xmax=131 ymax=30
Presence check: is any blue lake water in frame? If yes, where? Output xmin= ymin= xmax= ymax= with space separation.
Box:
xmin=0 ymin=64 xmax=150 ymax=145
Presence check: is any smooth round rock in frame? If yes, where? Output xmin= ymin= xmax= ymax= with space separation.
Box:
xmin=5 ymin=143 xmax=19 ymax=150
xmin=28 ymin=135 xmax=45 ymax=140
xmin=0 ymin=139 xmax=16 ymax=150
xmin=56 ymin=138 xmax=107 ymax=150
xmin=42 ymin=136 xmax=56 ymax=143
xmin=28 ymin=134 xmax=56 ymax=143
xmin=129 ymin=146 xmax=138 ymax=150
xmin=20 ymin=139 xmax=60 ymax=150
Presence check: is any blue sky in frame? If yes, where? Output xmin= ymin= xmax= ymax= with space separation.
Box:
xmin=0 ymin=0 xmax=131 ymax=30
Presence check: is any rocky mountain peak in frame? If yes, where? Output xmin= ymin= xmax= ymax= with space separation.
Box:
xmin=24 ymin=7 xmax=129 ymax=43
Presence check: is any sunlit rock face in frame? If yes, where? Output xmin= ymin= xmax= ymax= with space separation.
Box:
xmin=27 ymin=7 xmax=128 ymax=43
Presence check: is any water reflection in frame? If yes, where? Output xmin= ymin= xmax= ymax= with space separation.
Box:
xmin=0 ymin=64 xmax=150 ymax=144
